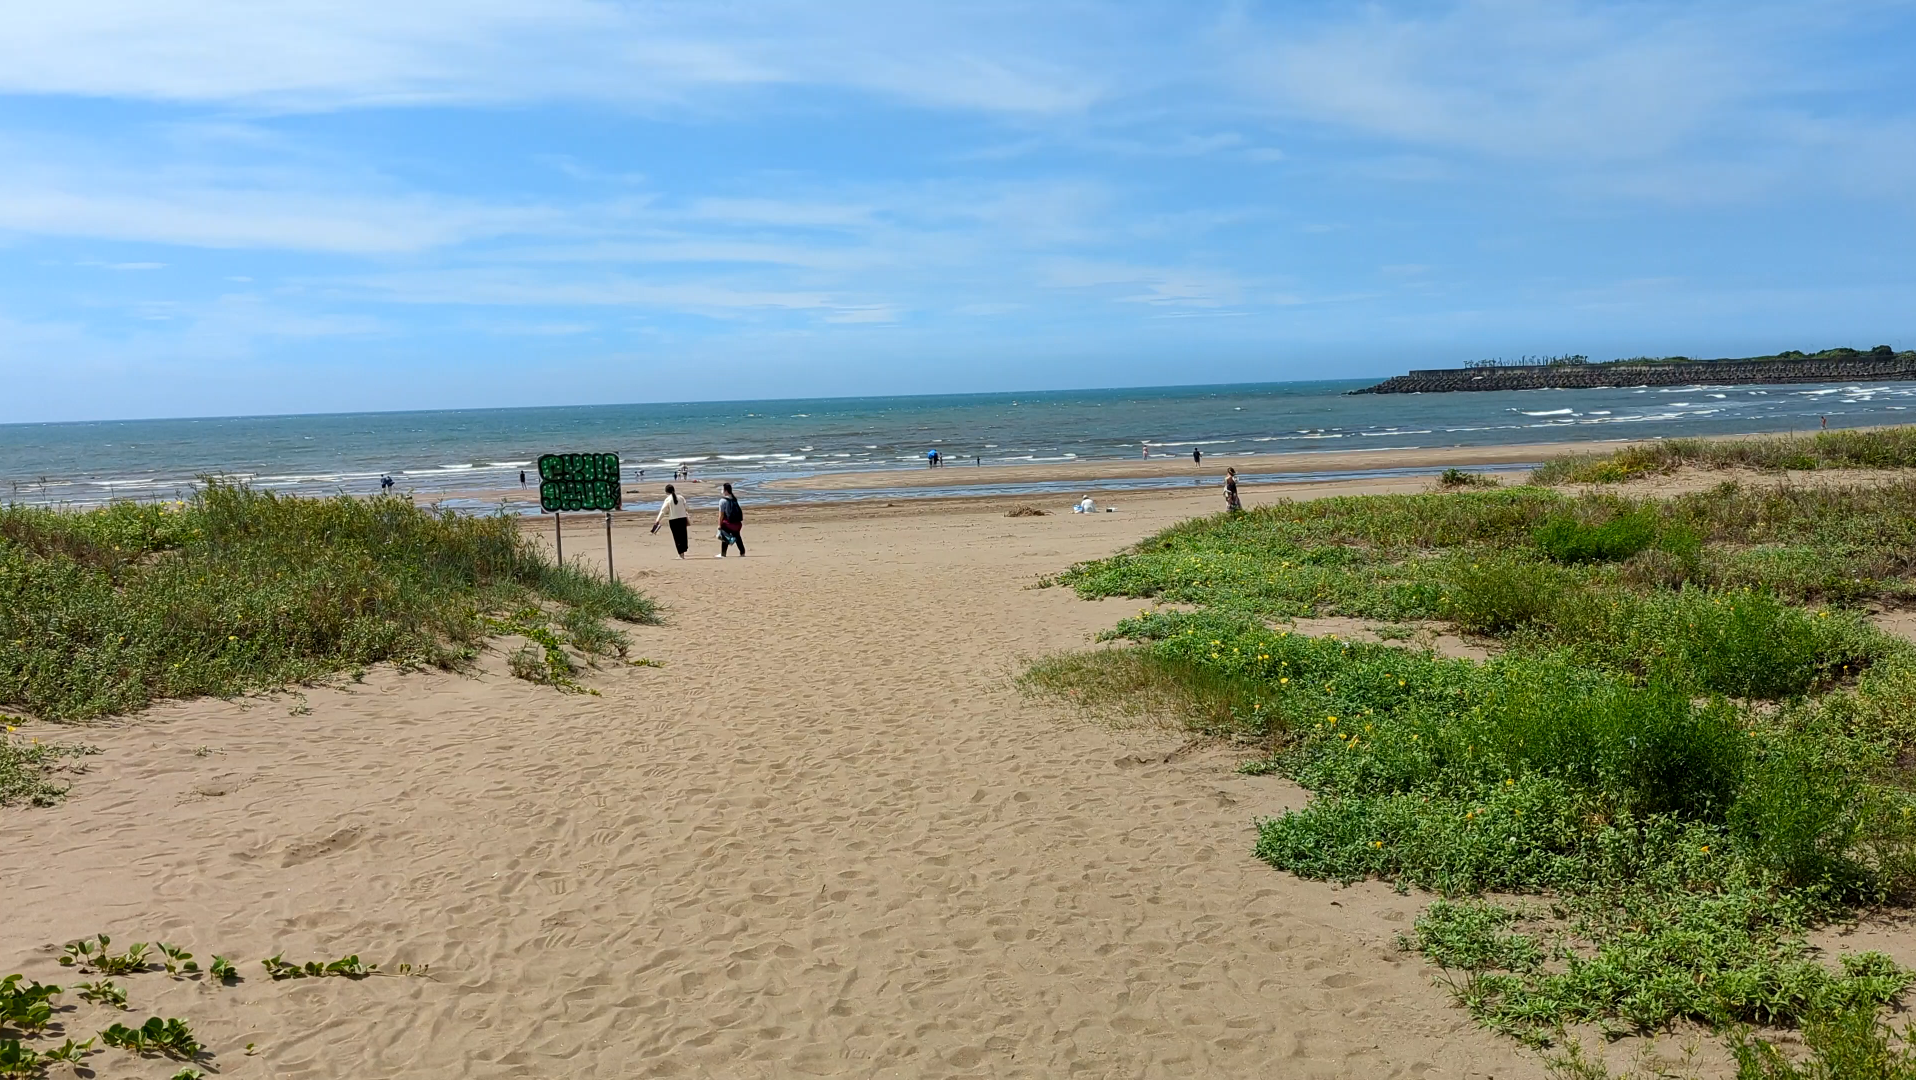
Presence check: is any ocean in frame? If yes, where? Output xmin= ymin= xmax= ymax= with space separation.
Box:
xmin=5 ymin=378 xmax=1913 ymax=510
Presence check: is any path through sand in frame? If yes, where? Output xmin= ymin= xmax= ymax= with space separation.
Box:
xmin=4 ymin=487 xmax=1540 ymax=1078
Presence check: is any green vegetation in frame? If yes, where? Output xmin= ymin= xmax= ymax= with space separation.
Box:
xmin=59 ymin=935 xmax=150 ymax=976
xmin=1609 ymin=344 xmax=1910 ymax=367
xmin=0 ymin=728 xmax=95 ymax=806
xmin=0 ymin=482 xmax=658 ymax=723
xmin=1032 ymin=482 xmax=1916 ymax=1067
xmin=1 ymin=933 xmax=418 ymax=1075
xmin=1534 ymin=427 xmax=1916 ymax=485
xmin=1439 ymin=467 xmax=1501 ymax=488
xmin=75 ymin=979 xmax=126 ymax=1009
xmin=99 ymin=1017 xmax=200 ymax=1060
xmin=261 ymin=953 xmax=376 ymax=980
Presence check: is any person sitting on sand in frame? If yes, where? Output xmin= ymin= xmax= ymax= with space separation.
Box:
xmin=1224 ymin=467 xmax=1242 ymax=513
xmin=652 ymin=483 xmax=691 ymax=559
xmin=716 ymin=482 xmax=745 ymax=558
xmin=1075 ymin=496 xmax=1096 ymax=514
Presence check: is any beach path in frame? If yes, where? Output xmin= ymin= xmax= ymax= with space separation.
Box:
xmin=2 ymin=486 xmax=1540 ymax=1079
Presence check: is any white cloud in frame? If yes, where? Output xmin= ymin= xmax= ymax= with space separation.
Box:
xmin=0 ymin=0 xmax=1117 ymax=115
xmin=0 ymin=152 xmax=565 ymax=253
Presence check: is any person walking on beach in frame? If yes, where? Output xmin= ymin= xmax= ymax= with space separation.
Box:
xmin=652 ymin=483 xmax=691 ymax=559
xmin=1224 ymin=467 xmax=1242 ymax=513
xmin=716 ymin=482 xmax=745 ymax=557
xmin=1192 ymin=448 xmax=1202 ymax=465
xmin=519 ymin=469 xmax=527 ymax=486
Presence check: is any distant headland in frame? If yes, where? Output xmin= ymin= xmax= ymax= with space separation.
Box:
xmin=1354 ymin=345 xmax=1916 ymax=394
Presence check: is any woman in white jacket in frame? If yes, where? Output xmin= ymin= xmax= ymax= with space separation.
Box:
xmin=652 ymin=483 xmax=691 ymax=558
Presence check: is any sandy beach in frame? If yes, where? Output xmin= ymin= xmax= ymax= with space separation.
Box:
xmin=0 ymin=472 xmax=1557 ymax=1079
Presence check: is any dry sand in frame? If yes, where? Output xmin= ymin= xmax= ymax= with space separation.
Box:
xmin=0 ymin=478 xmax=1556 ymax=1080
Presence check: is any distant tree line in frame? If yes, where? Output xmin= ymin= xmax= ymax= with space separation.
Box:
xmin=1465 ymin=346 xmax=1903 ymax=370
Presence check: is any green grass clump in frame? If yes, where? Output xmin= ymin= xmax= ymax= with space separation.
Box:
xmin=1016 ymin=647 xmax=1270 ymax=734
xmin=0 ymin=482 xmax=658 ymax=722
xmin=1533 ymin=427 xmax=1916 ymax=485
xmin=1533 ymin=509 xmax=1661 ymax=564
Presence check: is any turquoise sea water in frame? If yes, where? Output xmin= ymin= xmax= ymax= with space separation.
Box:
xmin=4 ymin=378 xmax=1914 ymax=509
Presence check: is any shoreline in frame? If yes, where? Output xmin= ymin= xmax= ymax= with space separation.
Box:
xmin=441 ymin=437 xmax=1606 ymax=514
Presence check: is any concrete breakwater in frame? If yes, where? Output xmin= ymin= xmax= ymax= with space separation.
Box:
xmin=1356 ymin=355 xmax=1916 ymax=394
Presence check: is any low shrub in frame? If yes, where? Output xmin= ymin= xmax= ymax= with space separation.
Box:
xmin=0 ymin=482 xmax=658 ymax=721
xmin=1534 ymin=510 xmax=1659 ymax=564
xmin=1441 ymin=557 xmax=1572 ymax=633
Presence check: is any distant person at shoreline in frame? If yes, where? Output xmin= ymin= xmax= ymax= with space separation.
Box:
xmin=652 ymin=483 xmax=691 ymax=559
xmin=1142 ymin=444 xmax=1149 ymax=459
xmin=519 ymin=469 xmax=526 ymax=486
xmin=1822 ymin=415 xmax=1828 ymax=430
xmin=716 ymin=482 xmax=745 ymax=558
xmin=1224 ymin=467 xmax=1242 ymax=513
xmin=1192 ymin=448 xmax=1202 ymax=465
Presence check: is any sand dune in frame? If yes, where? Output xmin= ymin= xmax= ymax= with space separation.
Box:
xmin=2 ymin=485 xmax=1541 ymax=1078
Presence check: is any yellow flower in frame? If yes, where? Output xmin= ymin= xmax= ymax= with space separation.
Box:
xmin=229 ymin=635 xmax=238 ymax=641
xmin=1280 ymin=677 xmax=1289 ymax=684
xmin=1372 ymin=841 xmax=1383 ymax=848
xmin=1700 ymin=845 xmax=1711 ymax=854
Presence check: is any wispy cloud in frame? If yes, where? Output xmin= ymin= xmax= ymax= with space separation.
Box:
xmin=0 ymin=0 xmax=1123 ymax=114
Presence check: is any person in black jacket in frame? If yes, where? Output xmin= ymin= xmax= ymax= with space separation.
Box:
xmin=716 ymin=482 xmax=745 ymax=557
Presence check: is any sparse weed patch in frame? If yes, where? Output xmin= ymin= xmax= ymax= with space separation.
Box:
xmin=261 ymin=953 xmax=376 ymax=980
xmin=75 ymin=979 xmax=126 ymax=1009
xmin=59 ymin=935 xmax=150 ymax=976
xmin=0 ymin=730 xmax=97 ymax=807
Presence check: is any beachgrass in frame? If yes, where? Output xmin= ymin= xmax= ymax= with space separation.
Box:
xmin=0 ymin=482 xmax=658 ymax=723
xmin=1533 ymin=427 xmax=1916 ymax=485
xmin=1029 ymin=482 xmax=1916 ymax=1070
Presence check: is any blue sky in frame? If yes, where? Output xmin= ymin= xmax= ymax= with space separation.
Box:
xmin=3 ymin=0 xmax=1915 ymax=422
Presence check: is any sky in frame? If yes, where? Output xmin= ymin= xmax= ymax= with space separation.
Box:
xmin=3 ymin=0 xmax=1915 ymax=423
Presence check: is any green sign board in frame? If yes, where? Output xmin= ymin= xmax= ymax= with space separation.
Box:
xmin=538 ymin=452 xmax=622 ymax=512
